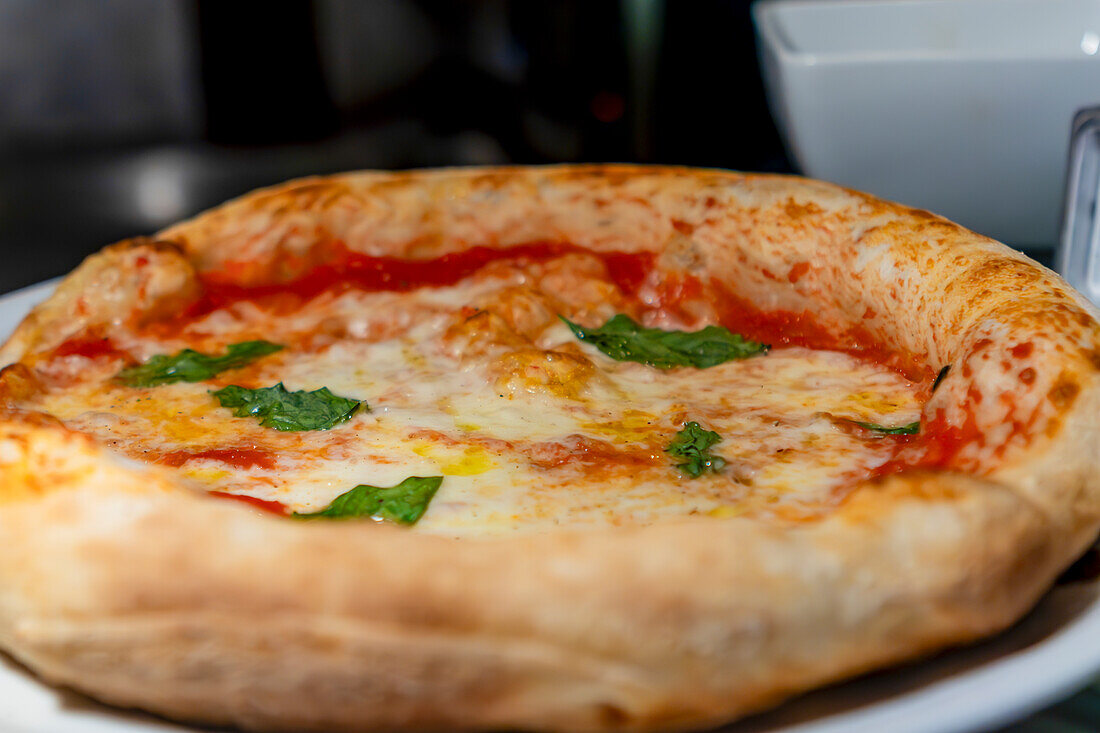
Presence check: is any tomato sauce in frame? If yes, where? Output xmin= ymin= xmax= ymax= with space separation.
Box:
xmin=864 ymin=406 xmax=986 ymax=481
xmin=915 ymin=409 xmax=986 ymax=470
xmin=186 ymin=242 xmax=621 ymax=318
xmin=170 ymin=239 xmax=980 ymax=479
xmin=181 ymin=240 xmax=927 ymax=377
xmin=710 ymin=285 xmax=931 ymax=382
xmin=208 ymin=491 xmax=289 ymax=515
xmin=601 ymin=250 xmax=656 ymax=299
xmin=52 ymin=335 xmax=129 ymax=361
xmin=157 ymin=447 xmax=277 ymax=470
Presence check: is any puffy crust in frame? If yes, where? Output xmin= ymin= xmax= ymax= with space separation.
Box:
xmin=0 ymin=165 xmax=1098 ymax=731
xmin=0 ymin=238 xmax=199 ymax=367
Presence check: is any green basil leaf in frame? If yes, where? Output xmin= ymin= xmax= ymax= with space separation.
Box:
xmin=666 ymin=421 xmax=727 ymax=478
xmin=116 ymin=340 xmax=284 ymax=387
xmin=852 ymin=420 xmax=921 ymax=435
xmin=294 ymin=476 xmax=443 ymax=525
xmin=213 ymin=383 xmax=364 ymax=431
xmin=932 ymin=364 xmax=950 ymax=393
xmin=561 ymin=314 xmax=766 ymax=369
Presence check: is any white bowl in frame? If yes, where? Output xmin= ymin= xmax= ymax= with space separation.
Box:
xmin=753 ymin=0 xmax=1100 ymax=248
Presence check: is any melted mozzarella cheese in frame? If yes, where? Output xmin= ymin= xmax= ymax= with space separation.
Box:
xmin=23 ymin=263 xmax=923 ymax=537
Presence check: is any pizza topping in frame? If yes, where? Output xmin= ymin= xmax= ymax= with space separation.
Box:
xmin=53 ymin=335 xmax=128 ymax=361
xmin=156 ymin=447 xmax=277 ymax=470
xmin=526 ymin=434 xmax=663 ymax=470
xmin=492 ymin=347 xmax=599 ymax=399
xmin=712 ymin=285 xmax=932 ymax=381
xmin=666 ymin=422 xmax=727 ymax=478
xmin=212 ymin=383 xmax=364 ymax=431
xmin=209 ymin=490 xmax=289 ymax=515
xmin=932 ymin=364 xmax=950 ymax=393
xmin=187 ymin=242 xmax=652 ymax=318
xmin=116 ymin=340 xmax=284 ymax=387
xmin=12 ymin=246 xmax=926 ymax=533
xmin=560 ymin=314 xmax=767 ymax=369
xmin=850 ymin=420 xmax=921 ymax=436
xmin=294 ymin=476 xmax=443 ymax=525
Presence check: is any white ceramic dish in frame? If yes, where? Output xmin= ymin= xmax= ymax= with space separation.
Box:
xmin=753 ymin=0 xmax=1100 ymax=248
xmin=0 ymin=279 xmax=1098 ymax=732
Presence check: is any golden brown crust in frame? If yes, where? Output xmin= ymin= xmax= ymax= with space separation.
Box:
xmin=0 ymin=165 xmax=1097 ymax=731
xmin=0 ymin=238 xmax=199 ymax=367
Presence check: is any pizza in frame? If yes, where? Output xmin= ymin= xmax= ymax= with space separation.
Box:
xmin=0 ymin=165 xmax=1096 ymax=732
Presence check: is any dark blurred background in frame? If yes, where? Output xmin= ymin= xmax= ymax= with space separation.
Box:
xmin=0 ymin=0 xmax=791 ymax=293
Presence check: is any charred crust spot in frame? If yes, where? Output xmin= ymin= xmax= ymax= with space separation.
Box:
xmin=1084 ymin=347 xmax=1100 ymax=372
xmin=782 ymin=199 xmax=824 ymax=220
xmin=905 ymin=207 xmax=942 ymax=223
xmin=1010 ymin=342 xmax=1034 ymax=359
xmin=971 ymin=338 xmax=993 ymax=352
xmin=670 ymin=219 xmax=694 ymax=235
xmin=1048 ymin=372 xmax=1081 ymax=411
xmin=1019 ymin=367 xmax=1036 ymax=385
xmin=787 ymin=261 xmax=811 ymax=283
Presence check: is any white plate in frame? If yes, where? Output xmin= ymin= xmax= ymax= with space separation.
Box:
xmin=0 ymin=280 xmax=1098 ymax=732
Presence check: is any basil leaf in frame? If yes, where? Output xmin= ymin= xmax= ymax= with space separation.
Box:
xmin=666 ymin=421 xmax=727 ymax=478
xmin=294 ymin=476 xmax=443 ymax=525
xmin=213 ymin=383 xmax=364 ymax=431
xmin=116 ymin=340 xmax=284 ymax=387
xmin=852 ymin=420 xmax=920 ymax=435
xmin=932 ymin=364 xmax=950 ymax=393
xmin=561 ymin=314 xmax=766 ymax=369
